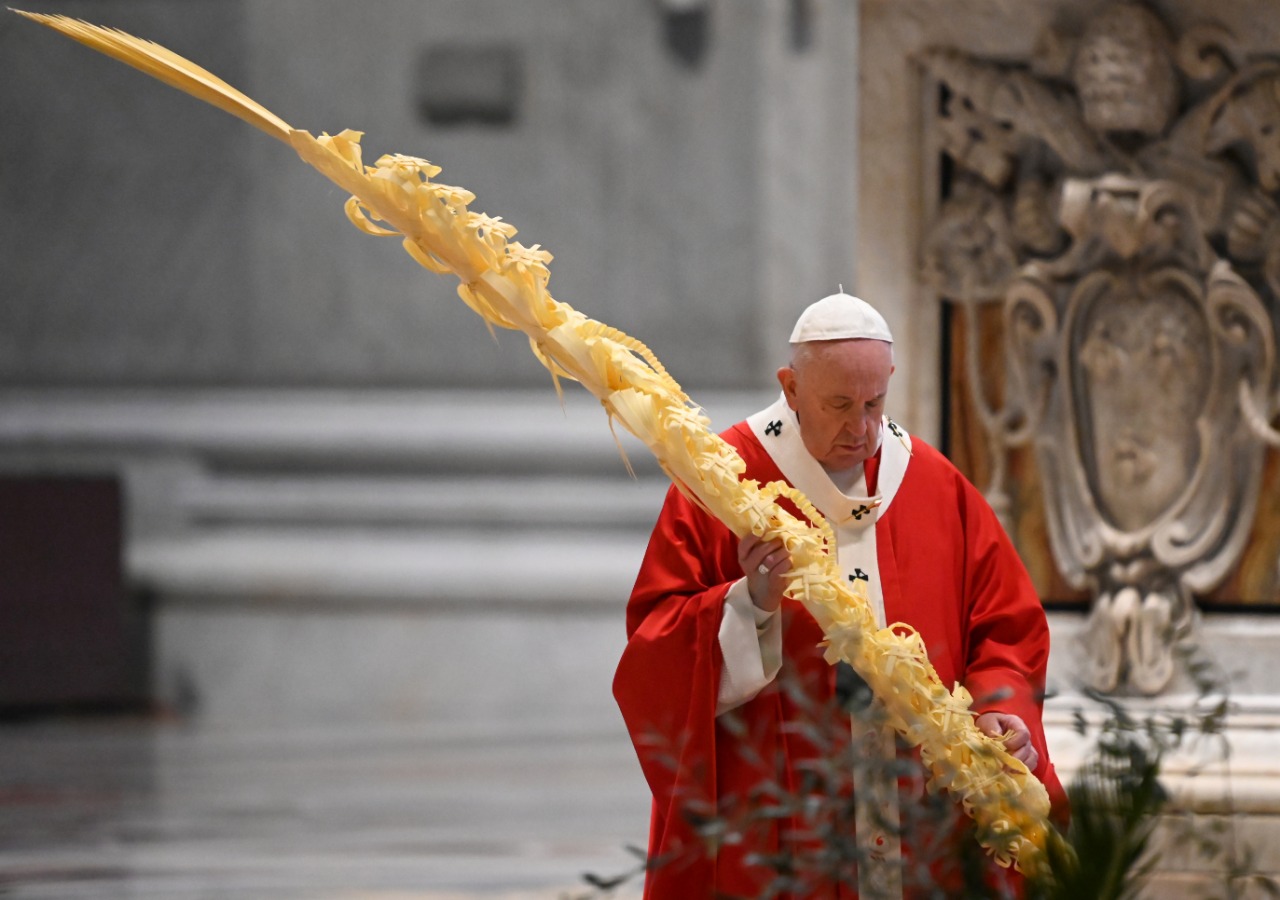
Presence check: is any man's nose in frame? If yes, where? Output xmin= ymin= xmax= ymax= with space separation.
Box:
xmin=845 ymin=411 xmax=867 ymax=436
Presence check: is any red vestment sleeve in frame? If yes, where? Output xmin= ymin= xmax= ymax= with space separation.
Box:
xmin=613 ymin=482 xmax=739 ymax=891
xmin=872 ymin=439 xmax=1068 ymax=822
xmin=952 ymin=468 xmax=1068 ymax=820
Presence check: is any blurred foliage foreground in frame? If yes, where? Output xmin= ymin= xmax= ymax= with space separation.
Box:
xmin=582 ymin=650 xmax=1280 ymax=899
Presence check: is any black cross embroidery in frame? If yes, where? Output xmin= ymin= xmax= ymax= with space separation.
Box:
xmin=851 ymin=504 xmax=872 ymax=520
xmin=848 ymin=568 xmax=869 ymax=583
xmin=888 ymin=420 xmax=903 ymax=439
xmin=765 ymin=420 xmax=783 ymax=437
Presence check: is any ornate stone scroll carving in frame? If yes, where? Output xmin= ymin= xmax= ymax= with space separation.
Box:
xmin=920 ymin=0 xmax=1280 ymax=694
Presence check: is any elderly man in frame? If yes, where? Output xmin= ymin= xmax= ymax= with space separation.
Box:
xmin=614 ymin=293 xmax=1065 ymax=898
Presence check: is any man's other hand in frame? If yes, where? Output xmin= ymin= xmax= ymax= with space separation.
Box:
xmin=738 ymin=534 xmax=791 ymax=613
xmin=975 ymin=711 xmax=1039 ymax=770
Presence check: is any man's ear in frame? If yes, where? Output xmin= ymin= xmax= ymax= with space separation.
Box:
xmin=777 ymin=366 xmax=798 ymax=408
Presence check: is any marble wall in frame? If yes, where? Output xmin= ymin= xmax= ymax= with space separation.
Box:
xmin=1 ymin=0 xmax=860 ymax=392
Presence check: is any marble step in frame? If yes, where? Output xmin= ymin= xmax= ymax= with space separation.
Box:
xmin=0 ymin=387 xmax=758 ymax=542
xmin=0 ymin=388 xmax=760 ymax=473
xmin=130 ymin=526 xmax=649 ymax=608
xmin=178 ymin=473 xmax=670 ymax=530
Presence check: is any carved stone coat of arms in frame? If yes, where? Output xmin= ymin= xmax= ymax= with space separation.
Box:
xmin=920 ymin=0 xmax=1280 ymax=694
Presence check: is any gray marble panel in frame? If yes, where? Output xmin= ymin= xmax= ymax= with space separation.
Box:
xmin=239 ymin=0 xmax=766 ymax=388
xmin=0 ymin=0 xmax=253 ymax=385
xmin=3 ymin=0 xmax=859 ymax=390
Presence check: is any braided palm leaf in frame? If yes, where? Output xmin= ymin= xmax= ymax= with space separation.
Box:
xmin=14 ymin=9 xmax=1063 ymax=875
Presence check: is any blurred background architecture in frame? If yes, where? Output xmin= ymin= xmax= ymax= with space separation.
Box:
xmin=1 ymin=0 xmax=1278 ymax=896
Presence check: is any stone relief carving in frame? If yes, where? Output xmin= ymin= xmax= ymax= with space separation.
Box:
xmin=920 ymin=0 xmax=1280 ymax=694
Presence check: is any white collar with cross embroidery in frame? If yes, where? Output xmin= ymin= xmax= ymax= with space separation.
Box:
xmin=746 ymin=393 xmax=912 ymax=529
xmin=747 ymin=394 xmax=912 ymax=871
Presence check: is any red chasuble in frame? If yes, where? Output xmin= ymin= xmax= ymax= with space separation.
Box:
xmin=613 ymin=417 xmax=1066 ymax=899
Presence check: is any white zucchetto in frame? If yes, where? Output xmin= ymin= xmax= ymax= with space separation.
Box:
xmin=788 ymin=292 xmax=894 ymax=345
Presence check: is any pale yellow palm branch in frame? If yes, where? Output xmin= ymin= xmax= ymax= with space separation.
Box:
xmin=14 ymin=9 xmax=1061 ymax=875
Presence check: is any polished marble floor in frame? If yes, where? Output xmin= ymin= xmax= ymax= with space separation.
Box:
xmin=0 ymin=716 xmax=650 ymax=899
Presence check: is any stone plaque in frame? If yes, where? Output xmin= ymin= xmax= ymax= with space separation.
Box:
xmin=919 ymin=0 xmax=1280 ymax=693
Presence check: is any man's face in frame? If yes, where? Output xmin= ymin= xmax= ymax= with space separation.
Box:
xmin=777 ymin=339 xmax=894 ymax=471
